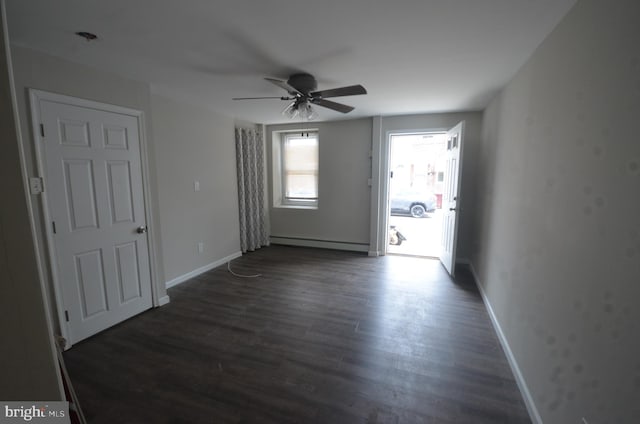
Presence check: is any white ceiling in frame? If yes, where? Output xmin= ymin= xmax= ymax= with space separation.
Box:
xmin=6 ymin=0 xmax=576 ymax=124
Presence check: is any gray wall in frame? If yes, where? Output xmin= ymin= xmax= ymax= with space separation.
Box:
xmin=472 ymin=0 xmax=640 ymax=422
xmin=267 ymin=118 xmax=372 ymax=246
xmin=0 ymin=2 xmax=61 ymax=399
xmin=10 ymin=45 xmax=167 ymax=328
xmin=151 ymin=93 xmax=241 ymax=281
xmin=381 ymin=112 xmax=482 ymax=260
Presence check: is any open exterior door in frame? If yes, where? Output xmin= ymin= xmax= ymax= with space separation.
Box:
xmin=439 ymin=121 xmax=464 ymax=276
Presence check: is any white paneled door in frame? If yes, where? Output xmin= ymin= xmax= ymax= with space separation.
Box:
xmin=37 ymin=95 xmax=152 ymax=345
xmin=439 ymin=121 xmax=465 ymax=276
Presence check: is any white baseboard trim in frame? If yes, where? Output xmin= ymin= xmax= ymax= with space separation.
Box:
xmin=270 ymin=236 xmax=369 ymax=253
xmin=157 ymin=295 xmax=171 ymax=306
xmin=165 ymin=251 xmax=243 ymax=289
xmin=467 ymin=262 xmax=542 ymax=424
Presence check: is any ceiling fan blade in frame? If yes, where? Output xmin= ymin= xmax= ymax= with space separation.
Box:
xmin=310 ymin=84 xmax=367 ymax=99
xmin=264 ymin=77 xmax=302 ymax=95
xmin=311 ymin=98 xmax=354 ymax=113
xmin=232 ymin=96 xmax=292 ymax=100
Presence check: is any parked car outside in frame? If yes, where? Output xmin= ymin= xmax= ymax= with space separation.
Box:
xmin=390 ymin=189 xmax=437 ymax=218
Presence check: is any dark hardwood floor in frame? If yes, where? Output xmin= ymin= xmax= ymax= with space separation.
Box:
xmin=63 ymin=246 xmax=531 ymax=423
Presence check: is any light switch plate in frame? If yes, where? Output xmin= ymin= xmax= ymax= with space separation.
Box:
xmin=194 ymin=181 xmax=200 ymax=192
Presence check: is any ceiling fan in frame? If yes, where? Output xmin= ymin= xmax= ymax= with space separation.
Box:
xmin=233 ymin=73 xmax=367 ymax=120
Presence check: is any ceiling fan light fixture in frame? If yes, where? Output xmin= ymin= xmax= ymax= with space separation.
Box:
xmin=282 ymin=101 xmax=299 ymax=119
xmin=282 ymin=100 xmax=318 ymax=121
xmin=298 ymin=101 xmax=318 ymax=121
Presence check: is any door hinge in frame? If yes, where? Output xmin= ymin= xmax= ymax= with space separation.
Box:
xmin=29 ymin=177 xmax=44 ymax=195
xmin=40 ymin=123 xmax=45 ymax=137
xmin=64 ymin=310 xmax=69 ymax=322
xmin=52 ymin=221 xmax=57 ymax=234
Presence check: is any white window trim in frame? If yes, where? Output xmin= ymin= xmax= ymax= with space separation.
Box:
xmin=272 ymin=129 xmax=319 ymax=209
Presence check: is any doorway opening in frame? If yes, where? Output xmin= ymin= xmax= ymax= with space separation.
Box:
xmin=387 ymin=132 xmax=448 ymax=258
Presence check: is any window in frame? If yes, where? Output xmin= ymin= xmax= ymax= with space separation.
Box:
xmin=273 ymin=131 xmax=318 ymax=208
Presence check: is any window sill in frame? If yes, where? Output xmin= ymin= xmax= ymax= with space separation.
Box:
xmin=273 ymin=204 xmax=318 ymax=210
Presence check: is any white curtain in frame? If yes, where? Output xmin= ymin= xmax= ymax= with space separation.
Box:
xmin=235 ymin=127 xmax=269 ymax=252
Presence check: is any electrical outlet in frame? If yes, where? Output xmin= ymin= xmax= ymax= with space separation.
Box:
xmin=197 ymin=242 xmax=204 ymax=253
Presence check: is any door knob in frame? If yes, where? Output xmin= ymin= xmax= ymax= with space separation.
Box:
xmin=137 ymin=226 xmax=148 ymax=234
xmin=449 ymin=208 xmax=456 ymax=211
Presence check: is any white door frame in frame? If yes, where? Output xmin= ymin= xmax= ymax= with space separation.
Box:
xmin=29 ymin=89 xmax=161 ymax=348
xmin=369 ymin=123 xmax=452 ymax=256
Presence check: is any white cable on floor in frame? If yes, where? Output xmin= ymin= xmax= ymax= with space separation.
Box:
xmin=227 ymin=260 xmax=262 ymax=278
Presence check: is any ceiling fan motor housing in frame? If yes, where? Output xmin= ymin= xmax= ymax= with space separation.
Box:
xmin=287 ymin=73 xmax=317 ymax=95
